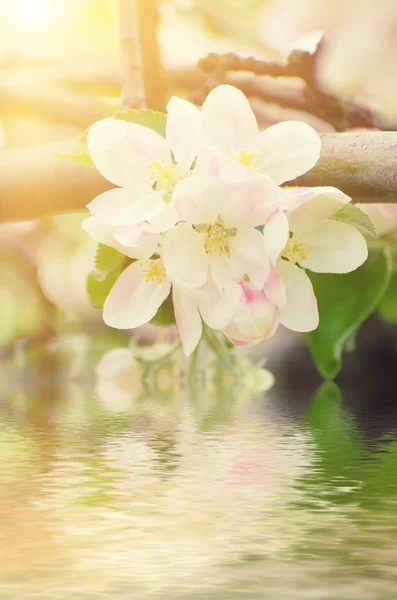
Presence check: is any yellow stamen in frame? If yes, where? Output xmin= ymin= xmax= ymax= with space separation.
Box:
xmin=236 ymin=149 xmax=259 ymax=172
xmin=283 ymin=236 xmax=309 ymax=264
xmin=148 ymin=160 xmax=180 ymax=203
xmin=205 ymin=223 xmax=230 ymax=256
xmin=141 ymin=259 xmax=166 ymax=283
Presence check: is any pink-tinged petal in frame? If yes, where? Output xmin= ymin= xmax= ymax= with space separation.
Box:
xmin=173 ymin=176 xmax=222 ymax=225
xmin=166 ymin=97 xmax=205 ymax=171
xmin=304 ymin=220 xmax=368 ymax=273
xmin=193 ymin=149 xmax=222 ymax=177
xmin=163 ymin=222 xmax=208 ymax=288
xmin=229 ymin=227 xmax=270 ymax=289
xmin=112 ymin=224 xmax=160 ymax=253
xmin=82 ymin=216 xmax=155 ymax=260
xmin=201 ymin=84 xmax=258 ymax=160
xmin=255 ymin=121 xmax=321 ymax=184
xmin=143 ymin=204 xmax=180 ymax=234
xmin=96 ymin=348 xmax=134 ymax=378
xmin=263 ymin=267 xmax=287 ymax=307
xmin=173 ymin=286 xmax=202 ymax=356
xmin=219 ymin=175 xmax=281 ymax=229
xmin=87 ymin=118 xmax=170 ymax=187
xmin=224 ymin=284 xmax=279 ymax=344
xmin=111 ymin=189 xmax=167 ymax=226
xmin=287 ymin=187 xmax=351 ymax=236
xmin=263 ymin=209 xmax=290 ymax=264
xmin=277 ymin=259 xmax=319 ymax=332
xmin=103 ymin=261 xmax=171 ymax=329
xmin=196 ymin=263 xmax=242 ymax=330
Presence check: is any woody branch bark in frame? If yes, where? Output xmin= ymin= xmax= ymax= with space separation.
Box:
xmin=116 ymin=0 xmax=146 ymax=108
xmin=1 ymin=132 xmax=397 ymax=223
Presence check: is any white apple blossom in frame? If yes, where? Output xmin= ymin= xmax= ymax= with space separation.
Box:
xmin=262 ymin=187 xmax=368 ymax=332
xmin=201 ymin=84 xmax=322 ymax=185
xmin=84 ymin=96 xmax=205 ymax=244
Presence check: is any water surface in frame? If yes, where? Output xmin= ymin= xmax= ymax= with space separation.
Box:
xmin=1 ymin=366 xmax=397 ymax=599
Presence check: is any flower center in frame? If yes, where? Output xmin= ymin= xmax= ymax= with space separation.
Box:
xmin=236 ymin=149 xmax=259 ymax=172
xmin=283 ymin=236 xmax=309 ymax=264
xmin=148 ymin=160 xmax=181 ymax=203
xmin=141 ymin=258 xmax=167 ymax=284
xmin=195 ymin=217 xmax=237 ymax=256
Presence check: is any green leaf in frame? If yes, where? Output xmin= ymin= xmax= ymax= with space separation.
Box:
xmin=94 ymin=243 xmax=125 ymax=274
xmin=331 ymin=203 xmax=377 ymax=238
xmin=87 ymin=267 xmax=124 ymax=309
xmin=116 ymin=108 xmax=166 ymax=138
xmin=378 ymin=270 xmax=397 ymax=323
xmin=150 ymin=294 xmax=176 ymax=326
xmin=55 ymin=133 xmax=94 ymax=166
xmin=87 ymin=244 xmax=128 ymax=309
xmin=308 ymin=248 xmax=392 ymax=379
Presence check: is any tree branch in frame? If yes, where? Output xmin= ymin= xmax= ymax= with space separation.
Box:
xmin=116 ymin=0 xmax=146 ymax=108
xmin=1 ymin=132 xmax=397 ymax=223
xmin=0 ymin=79 xmax=108 ymax=128
xmin=197 ymin=51 xmax=396 ymax=132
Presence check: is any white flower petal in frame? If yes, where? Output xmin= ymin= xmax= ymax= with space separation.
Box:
xmin=87 ymin=187 xmax=140 ymax=219
xmin=82 ymin=216 xmax=154 ymax=259
xmin=143 ymin=204 xmax=180 ymax=233
xmin=112 ymin=224 xmax=160 ymax=254
xmin=103 ymin=261 xmax=171 ymax=329
xmin=166 ymin=97 xmax=205 ymax=171
xmin=263 ymin=267 xmax=287 ymax=307
xmin=173 ymin=176 xmax=222 ymax=225
xmin=87 ymin=118 xmax=170 ymax=187
xmin=111 ymin=189 xmax=167 ymax=226
xmin=197 ymin=263 xmax=242 ymax=330
xmin=303 ymin=220 xmax=368 ymax=273
xmin=277 ymin=259 xmax=319 ymax=332
xmin=263 ymin=209 xmax=290 ymax=264
xmin=287 ymin=187 xmax=351 ymax=236
xmin=173 ymin=286 xmax=202 ymax=356
xmin=219 ymin=175 xmax=281 ymax=229
xmin=255 ymin=121 xmax=321 ymax=184
xmin=229 ymin=227 xmax=270 ymax=289
xmin=163 ymin=222 xmax=208 ymax=288
xmin=82 ymin=215 xmax=117 ymax=248
xmin=201 ymin=84 xmax=258 ymax=160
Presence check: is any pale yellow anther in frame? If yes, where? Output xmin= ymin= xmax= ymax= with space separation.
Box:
xmin=283 ymin=236 xmax=309 ymax=265
xmin=141 ymin=259 xmax=167 ymax=284
xmin=148 ymin=160 xmax=180 ymax=203
xmin=205 ymin=223 xmax=230 ymax=256
xmin=236 ymin=149 xmax=259 ymax=172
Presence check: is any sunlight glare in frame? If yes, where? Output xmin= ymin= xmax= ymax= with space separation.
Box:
xmin=13 ymin=0 xmax=60 ymax=26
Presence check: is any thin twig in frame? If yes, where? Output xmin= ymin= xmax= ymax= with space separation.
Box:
xmin=197 ymin=50 xmax=396 ymax=132
xmin=116 ymin=0 xmax=146 ymax=108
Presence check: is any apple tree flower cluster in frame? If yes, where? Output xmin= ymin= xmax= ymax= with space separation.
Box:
xmin=82 ymin=85 xmax=368 ymax=356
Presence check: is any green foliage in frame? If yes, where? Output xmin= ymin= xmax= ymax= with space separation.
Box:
xmin=116 ymin=108 xmax=167 ymax=138
xmin=87 ymin=244 xmax=127 ymax=309
xmin=378 ymin=270 xmax=397 ymax=323
xmin=94 ymin=243 xmax=125 ymax=274
xmin=150 ymin=294 xmax=176 ymax=326
xmin=308 ymin=249 xmax=392 ymax=379
xmin=331 ymin=203 xmax=377 ymax=238
xmin=55 ymin=132 xmax=94 ymax=167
